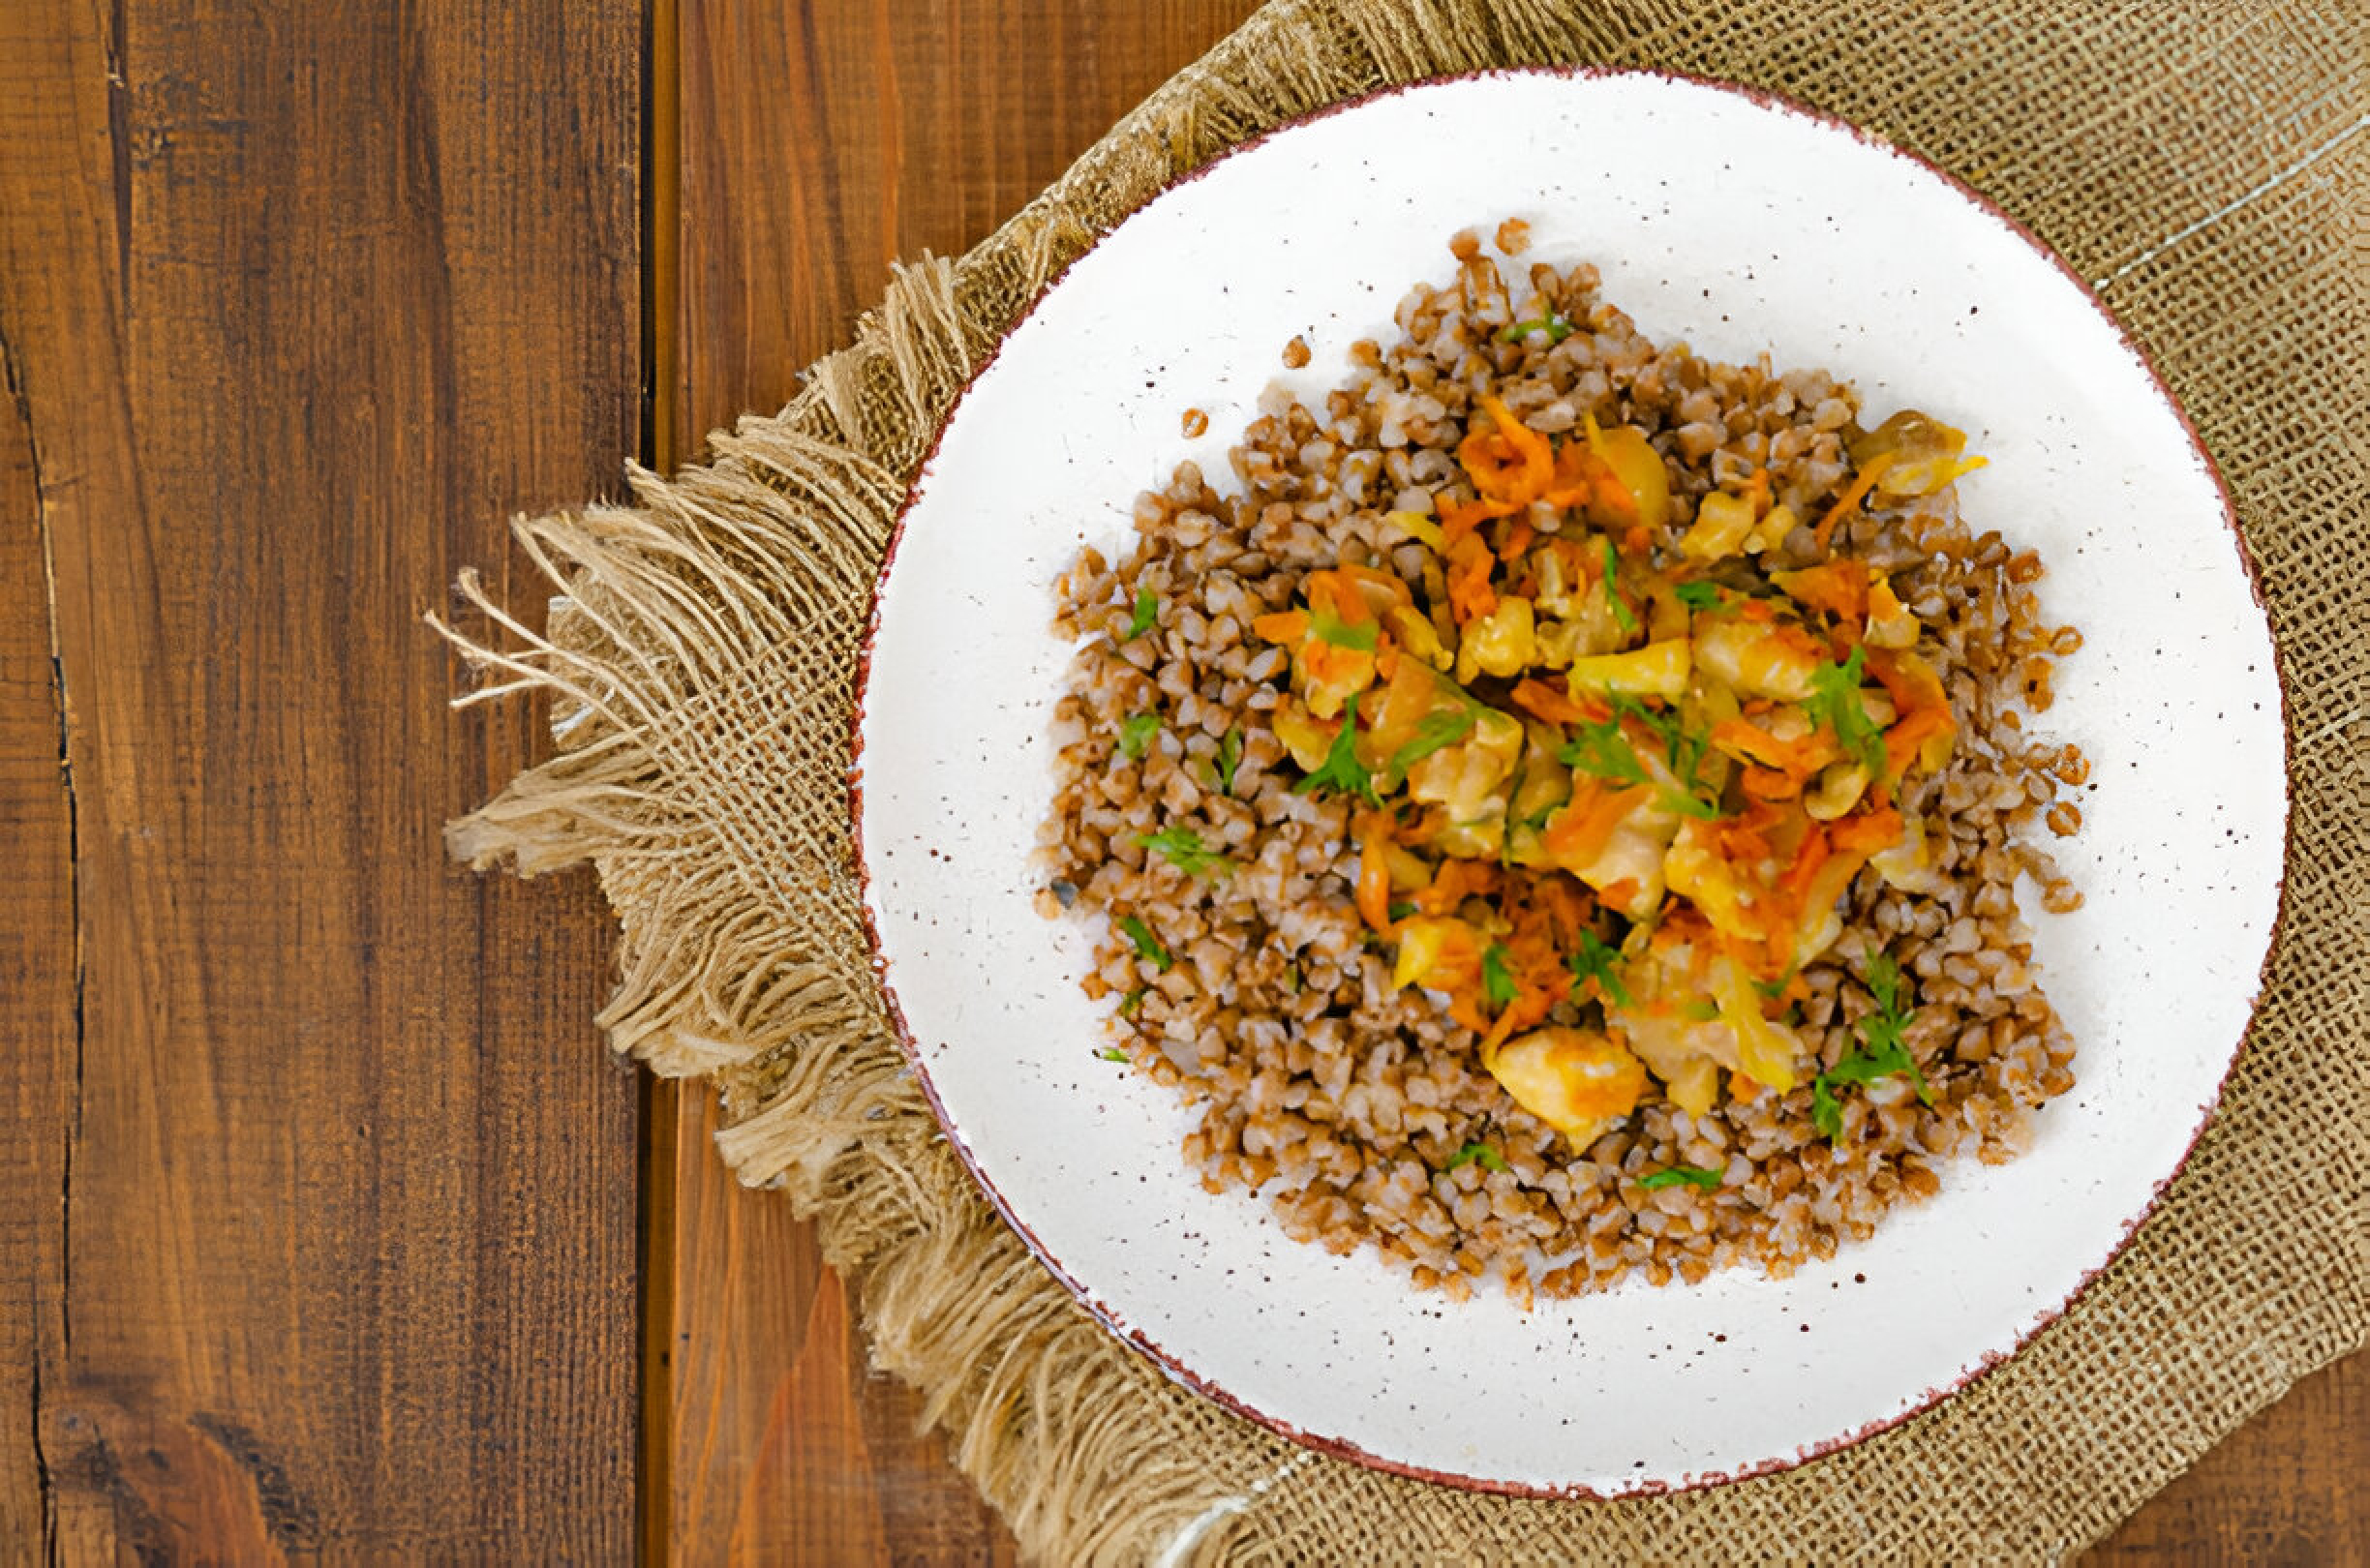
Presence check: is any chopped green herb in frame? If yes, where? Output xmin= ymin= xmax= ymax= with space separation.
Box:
xmin=1497 ymin=314 xmax=1575 ymax=345
xmin=1567 ymin=930 xmax=1633 ymax=1010
xmin=1674 ymin=580 xmax=1722 ymax=611
xmin=1558 ymin=714 xmax=1653 ymax=790
xmin=1639 ymin=1164 xmax=1724 ymax=1191
xmin=1387 ymin=708 xmax=1477 ymax=776
xmin=1283 ymin=962 xmax=1301 ymax=993
xmin=1808 ymin=645 xmax=1888 ymax=781
xmin=1119 ymin=987 xmax=1145 ymax=1017
xmin=1811 ymin=950 xmax=1931 ymax=1142
xmin=1134 ymin=825 xmax=1232 ymax=879
xmin=1123 ymin=587 xmax=1159 ymax=642
xmin=1480 ymin=944 xmax=1520 ymax=1010
xmin=1292 ymin=691 xmax=1382 ymax=803
xmin=1869 ymin=950 xmax=1903 ymax=1016
xmin=1811 ymin=1075 xmax=1843 ymax=1141
xmin=1215 ymin=726 xmax=1244 ymax=793
xmin=1311 ymin=603 xmax=1380 ymax=651
xmin=1608 ymin=695 xmax=1720 ymax=819
xmin=1444 ymin=1142 xmax=1511 ymax=1173
xmin=1097 ymin=1046 xmax=1129 ymax=1063
xmin=1116 ymin=711 xmax=1161 ymax=760
xmin=1602 ymin=539 xmax=1638 ymax=635
xmin=1386 ymin=900 xmax=1416 ymax=921
xmin=1559 ymin=709 xmax=1717 ymax=821
xmin=1117 ymin=916 xmax=1171 ymax=973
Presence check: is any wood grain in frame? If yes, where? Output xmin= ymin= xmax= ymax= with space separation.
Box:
xmin=0 ymin=0 xmax=642 ymax=1557
xmin=0 ymin=243 xmax=76 ymax=1561
xmin=657 ymin=3 xmax=1257 ymax=1560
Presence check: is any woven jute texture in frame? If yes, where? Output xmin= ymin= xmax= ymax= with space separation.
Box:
xmin=441 ymin=1 xmax=2368 ymax=1559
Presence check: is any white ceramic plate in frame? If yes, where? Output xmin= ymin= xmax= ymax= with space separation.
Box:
xmin=852 ymin=71 xmax=2286 ymax=1495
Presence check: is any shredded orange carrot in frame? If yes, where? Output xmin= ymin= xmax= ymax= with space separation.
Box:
xmin=1251 ymin=609 xmax=1307 ymax=644
xmin=1777 ymin=824 xmax=1833 ymax=903
xmin=1509 ymin=677 xmax=1595 ymax=727
xmin=1445 ymin=533 xmax=1498 ymax=623
xmin=1355 ymin=817 xmax=1395 ymax=932
xmin=1459 ymin=395 xmax=1555 ymax=505
xmin=1775 ymin=561 xmax=1870 ymax=620
xmin=1713 ymin=717 xmax=1837 ymax=778
xmin=1830 ymin=806 xmax=1905 ymax=857
xmin=1438 ymin=496 xmax=1515 ymax=547
xmin=1414 ymin=858 xmax=1502 ymax=917
xmin=1883 ymin=706 xmax=1955 ymax=779
xmin=1741 ymin=765 xmax=1805 ymax=802
xmin=1812 ymin=450 xmax=1899 ymax=551
xmin=1499 ymin=519 xmax=1535 ymax=562
xmin=1542 ymin=784 xmax=1646 ymax=866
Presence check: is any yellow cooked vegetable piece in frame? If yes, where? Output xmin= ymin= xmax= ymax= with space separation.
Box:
xmin=1710 ymin=956 xmax=1805 ymax=1092
xmin=1486 ymin=1026 xmax=1649 ymax=1135
xmin=1454 ymin=595 xmax=1535 ymax=682
xmin=1405 ymin=708 xmax=1525 ymax=830
xmin=1695 ymin=617 xmax=1821 ymax=703
xmin=1560 ymin=637 xmax=1692 ymax=701
xmin=1678 ymin=490 xmax=1758 ymax=562
xmin=1584 ymin=419 xmax=1672 ymax=530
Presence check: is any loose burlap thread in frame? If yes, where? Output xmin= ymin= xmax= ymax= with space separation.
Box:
xmin=440 ymin=1 xmax=2369 ymax=1559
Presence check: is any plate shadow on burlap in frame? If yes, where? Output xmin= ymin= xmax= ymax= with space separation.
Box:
xmin=434 ymin=2 xmax=2368 ymax=1560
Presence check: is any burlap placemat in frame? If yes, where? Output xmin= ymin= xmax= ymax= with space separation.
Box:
xmin=440 ymin=1 xmax=2367 ymax=1559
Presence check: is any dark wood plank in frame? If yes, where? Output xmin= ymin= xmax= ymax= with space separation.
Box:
xmin=0 ymin=1 xmax=642 ymax=1556
xmin=659 ymin=4 xmax=2361 ymax=1562
xmin=0 ymin=261 xmax=76 ymax=1562
xmin=2085 ymin=1354 xmax=2366 ymax=1564
xmin=659 ymin=3 xmax=1256 ymax=1560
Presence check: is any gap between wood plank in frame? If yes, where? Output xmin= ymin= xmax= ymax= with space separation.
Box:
xmin=641 ymin=0 xmax=684 ymax=1558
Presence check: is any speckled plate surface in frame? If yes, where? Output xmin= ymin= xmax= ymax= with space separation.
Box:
xmin=851 ymin=70 xmax=2286 ymax=1495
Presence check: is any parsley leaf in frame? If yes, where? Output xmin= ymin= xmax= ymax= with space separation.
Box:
xmin=1558 ymin=714 xmax=1652 ymax=789
xmin=1567 ymin=930 xmax=1633 ymax=1010
xmin=1122 ymin=587 xmax=1159 ymax=642
xmin=1388 ymin=708 xmax=1476 ymax=777
xmin=1497 ymin=314 xmax=1575 ymax=345
xmin=1868 ymin=950 xmax=1902 ymax=1015
xmin=1444 ymin=1141 xmax=1511 ymax=1173
xmin=1134 ymin=826 xmax=1232 ymax=879
xmin=1811 ymin=950 xmax=1931 ymax=1142
xmin=1808 ymin=646 xmax=1888 ymax=781
xmin=1674 ymin=580 xmax=1722 ymax=611
xmin=1098 ymin=1046 xmax=1129 ymax=1062
xmin=1602 ymin=539 xmax=1637 ymax=635
xmin=1639 ymin=1164 xmax=1724 ymax=1191
xmin=1480 ymin=944 xmax=1520 ymax=1010
xmin=1117 ymin=916 xmax=1172 ymax=973
xmin=1215 ymin=726 xmax=1243 ymax=793
xmin=1116 ymin=711 xmax=1161 ymax=759
xmin=1811 ymin=1075 xmax=1843 ymax=1140
xmin=1291 ymin=691 xmax=1381 ymax=803
xmin=1610 ymin=696 xmax=1721 ymax=820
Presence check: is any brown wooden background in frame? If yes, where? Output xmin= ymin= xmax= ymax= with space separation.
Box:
xmin=1 ymin=1 xmax=2357 ymax=1561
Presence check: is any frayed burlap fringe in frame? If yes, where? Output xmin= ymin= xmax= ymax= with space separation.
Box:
xmin=438 ymin=0 xmax=2368 ymax=1560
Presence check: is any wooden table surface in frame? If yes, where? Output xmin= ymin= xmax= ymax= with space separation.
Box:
xmin=2 ymin=2 xmax=2358 ymax=1560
